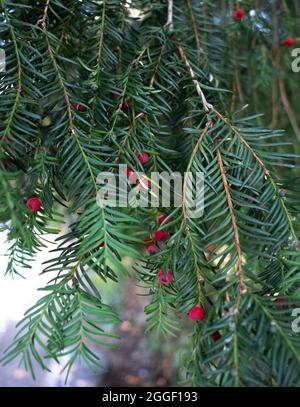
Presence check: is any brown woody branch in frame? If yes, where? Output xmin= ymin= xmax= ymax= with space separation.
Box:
xmin=216 ymin=148 xmax=248 ymax=296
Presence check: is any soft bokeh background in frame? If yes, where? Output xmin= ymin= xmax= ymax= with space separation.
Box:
xmin=0 ymin=231 xmax=183 ymax=387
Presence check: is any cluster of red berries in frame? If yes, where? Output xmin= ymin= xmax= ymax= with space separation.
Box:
xmin=73 ymin=85 xmax=133 ymax=115
xmin=126 ymin=151 xmax=151 ymax=190
xmin=109 ymin=86 xmax=132 ymax=114
xmin=73 ymin=102 xmax=86 ymax=112
xmin=144 ymin=214 xmax=172 ymax=254
xmin=188 ymin=305 xmax=221 ymax=341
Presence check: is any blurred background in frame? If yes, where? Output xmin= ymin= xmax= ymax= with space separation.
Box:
xmin=0 ymin=229 xmax=184 ymax=386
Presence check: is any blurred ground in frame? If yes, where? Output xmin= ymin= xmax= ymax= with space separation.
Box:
xmin=0 ymin=233 xmax=178 ymax=387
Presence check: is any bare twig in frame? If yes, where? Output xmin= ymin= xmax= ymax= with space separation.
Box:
xmin=176 ymin=43 xmax=213 ymax=111
xmin=166 ymin=0 xmax=174 ymax=29
xmin=37 ymin=0 xmax=51 ymax=29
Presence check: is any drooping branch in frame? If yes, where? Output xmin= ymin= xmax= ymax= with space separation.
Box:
xmin=95 ymin=0 xmax=106 ymax=83
xmin=176 ymin=43 xmax=213 ymax=112
xmin=46 ymin=37 xmax=75 ymax=135
xmin=216 ymin=148 xmax=248 ymax=296
xmin=149 ymin=45 xmax=165 ymax=88
xmin=212 ymin=107 xmax=298 ymax=241
xmin=1 ymin=6 xmax=23 ymax=143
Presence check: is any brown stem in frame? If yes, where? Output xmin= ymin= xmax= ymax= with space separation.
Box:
xmin=176 ymin=43 xmax=213 ymax=111
xmin=37 ymin=0 xmax=51 ymax=29
xmin=212 ymin=107 xmax=297 ymax=240
xmin=216 ymin=148 xmax=248 ymax=296
xmin=46 ymin=38 xmax=74 ymax=134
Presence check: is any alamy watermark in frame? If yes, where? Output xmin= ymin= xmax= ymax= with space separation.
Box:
xmin=96 ymin=165 xmax=204 ymax=219
xmin=291 ymin=48 xmax=300 ymax=73
xmin=292 ymin=308 xmax=300 ymax=333
xmin=0 ymin=49 xmax=5 ymax=72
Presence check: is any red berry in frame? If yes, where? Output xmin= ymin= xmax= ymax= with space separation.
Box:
xmin=155 ymin=229 xmax=169 ymax=242
xmin=159 ymin=269 xmax=173 ymax=285
xmin=73 ymin=102 xmax=86 ymax=111
xmin=26 ymin=196 xmax=42 ymax=213
xmin=233 ymin=8 xmax=245 ymax=21
xmin=0 ymin=133 xmax=12 ymax=142
xmin=188 ymin=305 xmax=205 ymax=321
xmin=2 ymin=159 xmax=12 ymax=171
xmin=212 ymin=331 xmax=221 ymax=341
xmin=126 ymin=167 xmax=136 ymax=184
xmin=158 ymin=214 xmax=172 ymax=225
xmin=137 ymin=151 xmax=149 ymax=165
xmin=99 ymin=242 xmax=104 ymax=248
xmin=146 ymin=244 xmax=159 ymax=254
xmin=207 ymin=243 xmax=217 ymax=252
xmin=284 ymin=37 xmax=296 ymax=47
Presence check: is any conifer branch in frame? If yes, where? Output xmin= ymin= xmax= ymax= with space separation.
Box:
xmin=1 ymin=7 xmax=22 ymax=141
xmin=45 ymin=37 xmax=75 ymax=135
xmin=212 ymin=108 xmax=298 ymax=241
xmin=95 ymin=0 xmax=106 ymax=82
xmin=149 ymin=45 xmax=165 ymax=88
xmin=182 ymin=123 xmax=210 ymax=226
xmin=216 ymin=148 xmax=248 ymax=296
xmin=176 ymin=43 xmax=213 ymax=112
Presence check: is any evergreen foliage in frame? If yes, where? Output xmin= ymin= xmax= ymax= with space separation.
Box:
xmin=0 ymin=0 xmax=300 ymax=386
